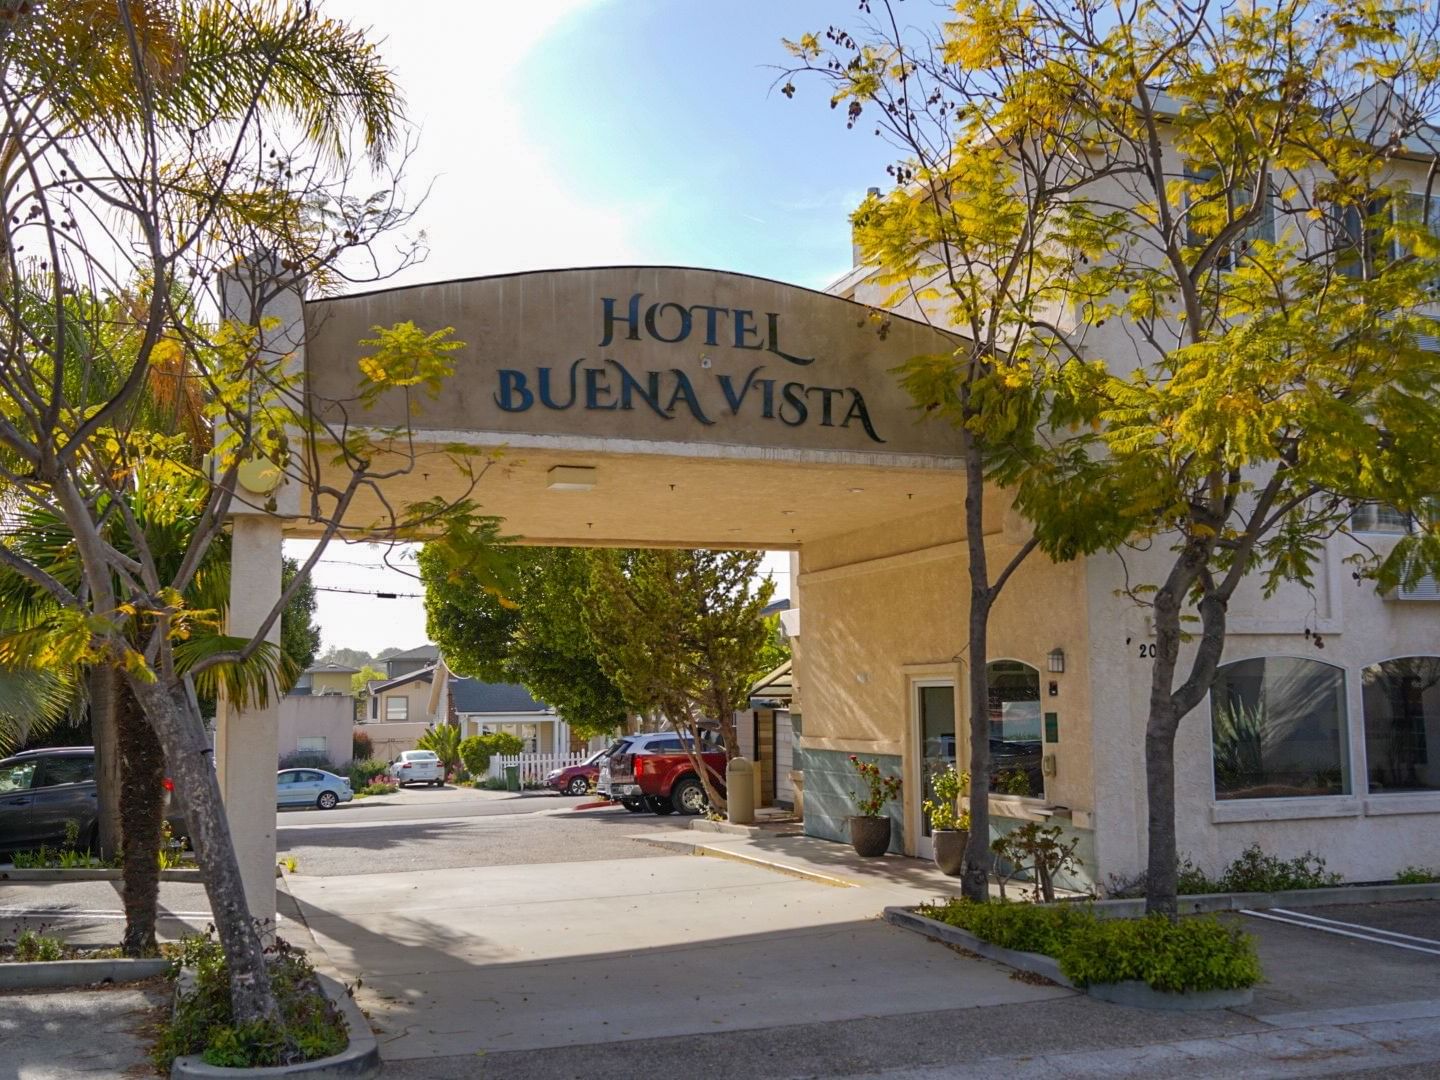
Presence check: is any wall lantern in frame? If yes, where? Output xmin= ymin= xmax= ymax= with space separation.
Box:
xmin=1047 ymin=648 xmax=1066 ymax=674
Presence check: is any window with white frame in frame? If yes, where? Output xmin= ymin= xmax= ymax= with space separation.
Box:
xmin=1350 ymin=503 xmax=1413 ymax=534
xmin=385 ymin=696 xmax=408 ymax=721
xmin=296 ymin=737 xmax=327 ymax=754
xmin=1363 ymin=656 xmax=1440 ymax=793
xmin=1211 ymin=657 xmax=1349 ymax=799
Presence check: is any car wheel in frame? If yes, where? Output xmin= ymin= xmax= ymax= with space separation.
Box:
xmin=317 ymin=791 xmax=338 ymax=810
xmin=432 ymin=779 xmax=442 ymax=787
xmin=646 ymin=796 xmax=675 ymax=815
xmin=671 ymin=777 xmax=708 ymax=816
xmin=567 ymin=776 xmax=589 ymax=796
xmin=621 ymin=796 xmax=648 ymax=813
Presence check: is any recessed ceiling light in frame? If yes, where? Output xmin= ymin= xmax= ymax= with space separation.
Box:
xmin=848 ymin=487 xmax=864 ymax=494
xmin=780 ymin=510 xmax=796 ymax=516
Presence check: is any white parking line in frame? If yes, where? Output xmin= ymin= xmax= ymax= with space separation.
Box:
xmin=1269 ymin=907 xmax=1440 ymax=948
xmin=1241 ymin=908 xmax=1440 ymax=956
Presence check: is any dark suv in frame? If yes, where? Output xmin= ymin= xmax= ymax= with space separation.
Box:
xmin=0 ymin=746 xmax=99 ymax=855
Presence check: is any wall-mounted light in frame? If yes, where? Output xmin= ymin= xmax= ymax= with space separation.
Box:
xmin=1047 ymin=648 xmax=1066 ymax=674
xmin=548 ymin=465 xmax=596 ymax=491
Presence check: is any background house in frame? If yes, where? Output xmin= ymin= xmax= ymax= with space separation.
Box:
xmin=431 ymin=659 xmax=572 ymax=753
xmin=361 ymin=662 xmax=438 ymax=762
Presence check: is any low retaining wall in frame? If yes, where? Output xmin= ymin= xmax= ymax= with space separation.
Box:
xmin=1079 ymin=879 xmax=1440 ymax=917
xmin=0 ymin=867 xmax=200 ymax=883
xmin=0 ymin=956 xmax=169 ymax=990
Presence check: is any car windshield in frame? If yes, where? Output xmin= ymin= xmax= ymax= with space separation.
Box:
xmin=585 ymin=749 xmax=607 ymax=765
xmin=406 ymin=752 xmax=438 ymax=761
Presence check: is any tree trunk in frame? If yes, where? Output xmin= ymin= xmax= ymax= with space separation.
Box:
xmin=90 ymin=666 xmax=122 ymax=859
xmin=127 ymin=674 xmax=279 ymax=1028
xmin=960 ymin=433 xmax=993 ymax=903
xmin=117 ymin=678 xmax=164 ymax=956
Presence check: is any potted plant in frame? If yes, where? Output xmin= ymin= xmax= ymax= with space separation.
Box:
xmin=846 ymin=755 xmax=902 ymax=857
xmin=923 ymin=765 xmax=970 ymax=876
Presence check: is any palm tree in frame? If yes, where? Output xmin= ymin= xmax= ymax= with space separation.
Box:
xmin=0 ymin=1 xmax=403 ymax=1002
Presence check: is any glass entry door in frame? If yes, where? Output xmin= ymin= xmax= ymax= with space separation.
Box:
xmin=914 ymin=682 xmax=956 ymax=859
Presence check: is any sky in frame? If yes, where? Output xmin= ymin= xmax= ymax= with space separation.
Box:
xmin=293 ymin=1 xmax=903 ymax=657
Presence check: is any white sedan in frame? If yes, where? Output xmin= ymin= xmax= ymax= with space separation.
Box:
xmin=392 ymin=750 xmax=445 ymax=787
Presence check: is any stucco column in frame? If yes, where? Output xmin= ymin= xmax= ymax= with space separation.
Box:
xmin=215 ymin=255 xmax=305 ymax=931
xmin=216 ymin=515 xmax=284 ymax=926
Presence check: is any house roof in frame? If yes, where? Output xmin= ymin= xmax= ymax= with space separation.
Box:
xmin=369 ymin=664 xmax=437 ymax=694
xmin=383 ymin=644 xmax=440 ymax=663
xmin=305 ymin=663 xmax=359 ymax=675
xmin=449 ymin=676 xmax=550 ymax=715
xmin=761 ymin=597 xmax=791 ymax=617
xmin=750 ymin=659 xmax=793 ymax=702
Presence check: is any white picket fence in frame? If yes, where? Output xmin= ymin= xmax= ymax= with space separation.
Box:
xmin=487 ymin=751 xmax=589 ymax=786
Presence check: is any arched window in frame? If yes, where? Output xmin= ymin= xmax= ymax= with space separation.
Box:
xmin=1363 ymin=657 xmax=1440 ymax=793
xmin=986 ymin=660 xmax=1043 ymax=799
xmin=1211 ymin=657 xmax=1348 ymax=800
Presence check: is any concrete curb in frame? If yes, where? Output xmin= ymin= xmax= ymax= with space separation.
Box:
xmin=170 ymin=972 xmax=378 ymax=1079
xmin=1081 ymin=880 xmax=1440 ymax=917
xmin=0 ymin=956 xmax=169 ymax=990
xmin=1087 ymin=979 xmax=1254 ymax=1011
xmin=0 ymin=867 xmax=201 ymax=883
xmin=883 ymin=907 xmax=1074 ymax=987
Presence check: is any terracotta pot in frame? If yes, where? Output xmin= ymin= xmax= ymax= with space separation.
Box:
xmin=848 ymin=814 xmax=892 ymax=857
xmin=931 ymin=829 xmax=968 ymax=877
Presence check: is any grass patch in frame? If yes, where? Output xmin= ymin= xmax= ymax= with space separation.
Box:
xmin=152 ymin=934 xmax=346 ymax=1071
xmin=1396 ymin=865 xmax=1440 ymax=884
xmin=914 ymin=899 xmax=1261 ymax=993
xmin=354 ymin=782 xmax=397 ymax=798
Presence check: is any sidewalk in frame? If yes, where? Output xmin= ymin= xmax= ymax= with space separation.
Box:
xmin=632 ymin=825 xmax=1005 ymax=902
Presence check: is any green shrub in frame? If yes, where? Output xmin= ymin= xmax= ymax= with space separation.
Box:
xmin=347 ymin=759 xmax=387 ymax=788
xmin=1396 ymin=865 xmax=1440 ymax=884
xmin=914 ymin=900 xmax=1261 ymax=993
xmin=355 ymin=782 xmax=397 ymax=798
xmin=1217 ymin=844 xmax=1339 ymax=893
xmin=458 ymin=735 xmax=491 ymax=776
xmin=916 ymin=899 xmax=1095 ymax=957
xmin=14 ymin=929 xmax=65 ymax=962
xmin=152 ymin=933 xmax=346 ymax=1071
xmin=1058 ymin=915 xmax=1262 ymax=993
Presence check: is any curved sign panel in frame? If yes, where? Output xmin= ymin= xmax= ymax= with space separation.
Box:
xmin=305 ymin=266 xmax=963 ymax=465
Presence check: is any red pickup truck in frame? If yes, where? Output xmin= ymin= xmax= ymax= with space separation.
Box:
xmin=633 ymin=749 xmax=727 ymax=815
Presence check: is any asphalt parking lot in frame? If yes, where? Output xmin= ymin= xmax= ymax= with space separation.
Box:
xmin=1234 ymin=900 xmax=1440 ymax=1019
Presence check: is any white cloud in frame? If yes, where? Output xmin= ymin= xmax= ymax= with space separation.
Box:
xmin=325 ymin=0 xmax=637 ymax=287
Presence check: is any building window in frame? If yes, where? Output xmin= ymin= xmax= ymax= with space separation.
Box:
xmin=1211 ymin=657 xmax=1349 ymax=799
xmin=1363 ymin=657 xmax=1440 ymax=793
xmin=986 ymin=661 xmax=1043 ymax=799
xmin=297 ymin=737 xmax=327 ymax=754
xmin=385 ymin=697 xmax=408 ymax=721
xmin=1351 ymin=503 xmax=1413 ymax=534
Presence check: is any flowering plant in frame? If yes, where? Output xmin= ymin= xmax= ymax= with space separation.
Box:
xmin=922 ymin=765 xmax=971 ymax=832
xmin=848 ymin=754 xmax=902 ymax=817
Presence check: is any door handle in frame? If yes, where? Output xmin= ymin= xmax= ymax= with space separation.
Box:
xmin=3 ymin=796 xmax=32 ymax=806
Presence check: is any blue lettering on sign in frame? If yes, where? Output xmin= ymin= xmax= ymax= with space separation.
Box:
xmin=599 ymin=293 xmax=814 ymax=365
xmin=490 ymin=295 xmax=885 ymax=443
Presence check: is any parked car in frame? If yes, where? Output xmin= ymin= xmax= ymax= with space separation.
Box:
xmin=391 ymin=749 xmax=444 ymax=787
xmin=0 ymin=745 xmax=184 ymax=855
xmin=546 ymin=748 xmax=607 ymax=795
xmin=632 ymin=745 xmax=728 ymax=816
xmin=277 ymin=768 xmax=353 ymax=810
xmin=598 ymin=731 xmax=720 ymax=813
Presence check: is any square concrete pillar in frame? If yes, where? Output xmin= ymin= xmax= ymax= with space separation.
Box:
xmin=216 ymin=514 xmax=285 ymax=928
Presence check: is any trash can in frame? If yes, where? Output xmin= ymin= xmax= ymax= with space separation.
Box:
xmin=504 ymin=765 xmax=521 ymax=792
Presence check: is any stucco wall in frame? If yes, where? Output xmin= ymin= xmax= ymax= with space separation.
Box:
xmin=373 ymin=683 xmax=433 ymax=725
xmin=796 ymin=502 xmax=1095 ymax=862
xmin=278 ymin=696 xmax=354 ymax=767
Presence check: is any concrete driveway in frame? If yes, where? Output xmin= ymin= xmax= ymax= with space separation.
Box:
xmin=284 ymin=839 xmax=1070 ymax=1063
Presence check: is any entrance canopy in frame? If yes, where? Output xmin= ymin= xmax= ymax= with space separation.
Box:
xmin=303 ymin=266 xmax=964 ymax=548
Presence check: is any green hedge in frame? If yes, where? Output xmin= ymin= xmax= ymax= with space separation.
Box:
xmin=915 ymin=899 xmax=1261 ymax=993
